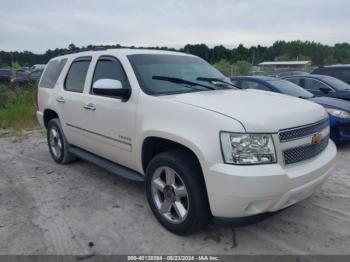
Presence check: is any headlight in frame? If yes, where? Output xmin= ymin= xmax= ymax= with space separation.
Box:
xmin=220 ymin=132 xmax=276 ymax=165
xmin=326 ymin=108 xmax=350 ymax=119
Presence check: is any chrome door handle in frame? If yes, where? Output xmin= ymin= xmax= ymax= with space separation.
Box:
xmin=83 ymin=103 xmax=96 ymax=111
xmin=56 ymin=97 xmax=65 ymax=103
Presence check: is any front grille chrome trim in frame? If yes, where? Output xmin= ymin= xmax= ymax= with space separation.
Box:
xmin=283 ymin=135 xmax=329 ymax=165
xmin=279 ymin=118 xmax=329 ymax=143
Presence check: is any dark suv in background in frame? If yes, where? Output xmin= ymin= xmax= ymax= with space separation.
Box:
xmin=282 ymin=74 xmax=350 ymax=102
xmin=312 ymin=65 xmax=350 ymax=84
xmin=0 ymin=68 xmax=16 ymax=84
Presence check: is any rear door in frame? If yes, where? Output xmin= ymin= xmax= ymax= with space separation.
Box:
xmin=58 ymin=56 xmax=92 ymax=148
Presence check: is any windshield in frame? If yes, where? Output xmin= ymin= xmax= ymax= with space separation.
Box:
xmin=128 ymin=54 xmax=233 ymax=95
xmin=321 ymin=76 xmax=350 ymax=90
xmin=268 ymin=79 xmax=314 ymax=98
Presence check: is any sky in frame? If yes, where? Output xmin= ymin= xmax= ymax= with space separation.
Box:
xmin=0 ymin=0 xmax=349 ymax=54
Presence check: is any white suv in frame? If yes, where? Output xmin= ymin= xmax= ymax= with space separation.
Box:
xmin=37 ymin=49 xmax=337 ymax=235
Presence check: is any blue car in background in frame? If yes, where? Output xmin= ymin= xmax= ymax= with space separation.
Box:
xmin=231 ymin=76 xmax=350 ymax=143
xmin=281 ymin=74 xmax=350 ymax=102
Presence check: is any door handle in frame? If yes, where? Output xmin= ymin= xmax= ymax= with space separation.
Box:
xmin=56 ymin=97 xmax=65 ymax=103
xmin=83 ymin=103 xmax=96 ymax=111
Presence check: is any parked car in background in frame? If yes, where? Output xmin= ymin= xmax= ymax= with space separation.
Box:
xmin=11 ymin=70 xmax=29 ymax=87
xmin=28 ymin=69 xmax=43 ymax=81
xmin=276 ymin=71 xmax=309 ymax=78
xmin=36 ymin=49 xmax=336 ymax=235
xmin=0 ymin=68 xmax=16 ymax=84
xmin=312 ymin=65 xmax=350 ymax=84
xmin=30 ymin=64 xmax=46 ymax=72
xmin=231 ymin=76 xmax=350 ymax=143
xmin=281 ymin=74 xmax=350 ymax=101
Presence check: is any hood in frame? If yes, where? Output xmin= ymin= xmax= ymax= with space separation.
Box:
xmin=162 ymin=89 xmax=327 ymax=133
xmin=309 ymin=96 xmax=350 ymax=112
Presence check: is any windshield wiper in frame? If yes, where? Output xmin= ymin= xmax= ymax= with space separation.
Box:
xmin=152 ymin=76 xmax=215 ymax=90
xmin=196 ymin=77 xmax=241 ymax=89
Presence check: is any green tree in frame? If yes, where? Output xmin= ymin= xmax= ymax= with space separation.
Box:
xmin=234 ymin=61 xmax=251 ymax=75
xmin=213 ymin=59 xmax=233 ymax=77
xmin=11 ymin=62 xmax=22 ymax=70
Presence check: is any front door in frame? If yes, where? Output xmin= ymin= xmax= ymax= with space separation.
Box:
xmin=81 ymin=55 xmax=137 ymax=170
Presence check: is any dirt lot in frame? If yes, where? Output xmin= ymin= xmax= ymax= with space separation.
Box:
xmin=0 ymin=130 xmax=349 ymax=255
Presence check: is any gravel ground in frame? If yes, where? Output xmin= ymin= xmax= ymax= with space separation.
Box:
xmin=0 ymin=130 xmax=349 ymax=255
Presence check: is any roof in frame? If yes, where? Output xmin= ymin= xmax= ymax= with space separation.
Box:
xmin=282 ymin=74 xmax=330 ymax=79
xmin=231 ymin=76 xmax=277 ymax=81
xmin=258 ymin=61 xmax=311 ymax=66
xmin=51 ymin=48 xmax=192 ymax=61
xmin=321 ymin=64 xmax=350 ymax=68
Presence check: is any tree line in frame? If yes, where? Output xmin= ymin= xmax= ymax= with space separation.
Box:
xmin=1 ymin=40 xmax=350 ymax=68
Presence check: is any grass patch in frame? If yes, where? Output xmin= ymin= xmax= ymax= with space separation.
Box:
xmin=0 ymin=84 xmax=38 ymax=131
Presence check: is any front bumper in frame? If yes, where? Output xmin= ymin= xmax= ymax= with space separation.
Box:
xmin=205 ymin=140 xmax=337 ymax=218
xmin=330 ymin=117 xmax=350 ymax=142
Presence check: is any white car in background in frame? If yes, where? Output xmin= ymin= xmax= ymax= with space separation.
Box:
xmin=36 ymin=49 xmax=337 ymax=235
xmin=30 ymin=64 xmax=46 ymax=72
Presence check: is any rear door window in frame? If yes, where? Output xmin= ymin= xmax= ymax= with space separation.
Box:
xmin=39 ymin=58 xmax=67 ymax=88
xmin=65 ymin=57 xmax=91 ymax=93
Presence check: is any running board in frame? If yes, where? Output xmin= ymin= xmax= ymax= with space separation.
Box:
xmin=68 ymin=147 xmax=144 ymax=182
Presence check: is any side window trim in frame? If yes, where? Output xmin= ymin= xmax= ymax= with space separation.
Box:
xmin=64 ymin=56 xmax=92 ymax=93
xmin=90 ymin=55 xmax=131 ymax=96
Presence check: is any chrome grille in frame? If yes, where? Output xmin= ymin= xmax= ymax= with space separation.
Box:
xmin=279 ymin=118 xmax=329 ymax=142
xmin=283 ymin=135 xmax=329 ymax=165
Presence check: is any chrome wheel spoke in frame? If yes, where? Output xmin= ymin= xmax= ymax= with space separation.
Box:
xmin=51 ymin=128 xmax=58 ymax=139
xmin=165 ymin=168 xmax=175 ymax=186
xmin=173 ymin=201 xmax=187 ymax=220
xmin=153 ymin=177 xmax=166 ymax=192
xmin=160 ymin=199 xmax=172 ymax=214
xmin=57 ymin=139 xmax=62 ymax=149
xmin=174 ymin=185 xmax=187 ymax=198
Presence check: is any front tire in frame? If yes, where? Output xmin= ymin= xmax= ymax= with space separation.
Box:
xmin=47 ymin=118 xmax=76 ymax=164
xmin=145 ymin=149 xmax=210 ymax=235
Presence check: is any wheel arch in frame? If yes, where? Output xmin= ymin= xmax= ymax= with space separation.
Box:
xmin=141 ymin=135 xmax=206 ymax=176
xmin=43 ymin=109 xmax=59 ymax=129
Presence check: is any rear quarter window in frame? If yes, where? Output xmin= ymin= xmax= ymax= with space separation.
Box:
xmin=39 ymin=58 xmax=68 ymax=88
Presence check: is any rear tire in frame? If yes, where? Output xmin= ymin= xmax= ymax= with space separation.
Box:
xmin=47 ymin=118 xmax=76 ymax=164
xmin=145 ymin=149 xmax=210 ymax=235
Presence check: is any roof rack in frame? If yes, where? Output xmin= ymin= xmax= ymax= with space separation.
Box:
xmin=93 ymin=46 xmax=107 ymax=51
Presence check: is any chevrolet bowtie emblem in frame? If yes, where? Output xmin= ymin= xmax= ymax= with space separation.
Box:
xmin=312 ymin=133 xmax=322 ymax=144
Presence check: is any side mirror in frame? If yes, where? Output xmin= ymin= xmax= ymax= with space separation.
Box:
xmin=92 ymin=79 xmax=131 ymax=99
xmin=319 ymin=87 xmax=331 ymax=94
